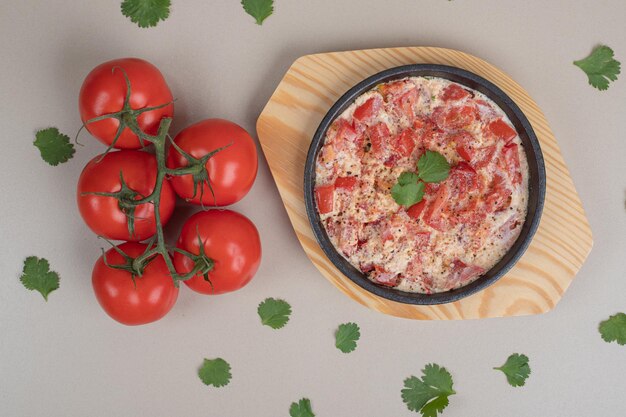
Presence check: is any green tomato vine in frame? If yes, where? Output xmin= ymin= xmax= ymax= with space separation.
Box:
xmin=81 ymin=68 xmax=218 ymax=286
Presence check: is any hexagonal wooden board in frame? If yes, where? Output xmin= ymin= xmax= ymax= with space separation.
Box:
xmin=256 ymin=46 xmax=593 ymax=319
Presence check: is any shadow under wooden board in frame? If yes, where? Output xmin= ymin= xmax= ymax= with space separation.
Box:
xmin=256 ymin=46 xmax=593 ymax=320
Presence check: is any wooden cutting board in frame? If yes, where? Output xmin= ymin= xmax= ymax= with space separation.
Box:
xmin=256 ymin=46 xmax=593 ymax=320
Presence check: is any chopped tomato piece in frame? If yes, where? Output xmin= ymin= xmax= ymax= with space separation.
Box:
xmin=353 ymin=95 xmax=382 ymax=123
xmin=392 ymin=87 xmax=419 ymax=121
xmin=393 ymin=128 xmax=417 ymax=157
xmin=418 ymin=120 xmax=444 ymax=148
xmin=446 ymin=260 xmax=485 ymax=289
xmin=441 ymin=84 xmax=470 ymax=102
xmin=368 ymin=122 xmax=391 ymax=155
xmin=448 ymin=162 xmax=479 ymax=195
xmin=335 ymin=176 xmax=358 ymax=190
xmin=423 ymin=184 xmax=451 ymax=231
xmin=473 ymin=145 xmax=498 ymax=169
xmin=371 ymin=266 xmax=399 ymax=287
xmin=500 ymin=143 xmax=522 ymax=185
xmin=433 ymin=105 xmax=477 ymax=130
xmin=378 ymin=80 xmax=409 ymax=101
xmin=496 ymin=215 xmax=521 ymax=247
xmin=484 ymin=174 xmax=512 ymax=213
xmin=407 ymin=200 xmax=427 ymax=220
xmin=488 ymin=119 xmax=517 ymax=143
xmin=330 ymin=118 xmax=358 ymax=151
xmin=315 ymin=185 xmax=334 ymax=214
xmin=456 ymin=198 xmax=487 ymax=225
xmin=450 ymin=131 xmax=476 ymax=161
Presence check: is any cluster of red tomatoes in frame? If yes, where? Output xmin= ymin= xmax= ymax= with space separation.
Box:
xmin=76 ymin=58 xmax=262 ymax=326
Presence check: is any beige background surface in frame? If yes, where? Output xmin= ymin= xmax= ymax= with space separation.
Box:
xmin=0 ymin=1 xmax=625 ymax=416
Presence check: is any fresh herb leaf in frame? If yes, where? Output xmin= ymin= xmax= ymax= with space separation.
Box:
xmin=241 ymin=0 xmax=274 ymax=25
xmin=417 ymin=151 xmax=450 ymax=183
xmin=121 ymin=0 xmax=171 ymax=28
xmin=19 ymin=256 xmax=60 ymax=301
xmin=398 ymin=171 xmax=419 ymax=186
xmin=258 ymin=298 xmax=291 ymax=329
xmin=573 ymin=45 xmax=621 ymax=91
xmin=599 ymin=313 xmax=626 ymax=345
xmin=198 ymin=358 xmax=231 ymax=388
xmin=335 ymin=322 xmax=360 ymax=353
xmin=494 ymin=353 xmax=531 ymax=387
xmin=392 ymin=179 xmax=425 ymax=207
xmin=289 ymin=398 xmax=315 ymax=417
xmin=34 ymin=128 xmax=75 ymax=166
xmin=401 ymin=363 xmax=455 ymax=417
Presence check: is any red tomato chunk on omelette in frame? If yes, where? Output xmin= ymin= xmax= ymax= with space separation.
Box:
xmin=314 ymin=76 xmax=529 ymax=294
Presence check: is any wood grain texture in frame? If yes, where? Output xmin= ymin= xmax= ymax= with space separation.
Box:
xmin=256 ymin=47 xmax=593 ymax=320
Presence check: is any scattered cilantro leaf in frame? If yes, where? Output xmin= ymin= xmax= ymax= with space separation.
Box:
xmin=34 ymin=128 xmax=75 ymax=166
xmin=599 ymin=313 xmax=626 ymax=345
xmin=401 ymin=363 xmax=455 ymax=417
xmin=289 ymin=398 xmax=315 ymax=417
xmin=258 ymin=298 xmax=291 ymax=329
xmin=417 ymin=151 xmax=451 ymax=183
xmin=19 ymin=256 xmax=60 ymax=301
xmin=241 ymin=0 xmax=274 ymax=25
xmin=573 ymin=45 xmax=621 ymax=90
xmin=198 ymin=358 xmax=231 ymax=388
xmin=335 ymin=322 xmax=360 ymax=353
xmin=494 ymin=353 xmax=531 ymax=387
xmin=121 ymin=0 xmax=171 ymax=28
xmin=392 ymin=176 xmax=425 ymax=207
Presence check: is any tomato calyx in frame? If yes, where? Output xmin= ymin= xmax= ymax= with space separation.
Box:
xmin=167 ymin=138 xmax=232 ymax=206
xmin=77 ymin=66 xmax=174 ymax=152
xmin=171 ymin=229 xmax=215 ymax=287
xmin=100 ymin=237 xmax=158 ymax=285
xmin=83 ymin=171 xmax=145 ymax=238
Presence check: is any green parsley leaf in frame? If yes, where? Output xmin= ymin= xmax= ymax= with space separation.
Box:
xmin=494 ymin=353 xmax=531 ymax=387
xmin=401 ymin=363 xmax=455 ymax=417
xmin=599 ymin=313 xmax=626 ymax=345
xmin=289 ymin=398 xmax=315 ymax=417
xmin=573 ymin=45 xmax=621 ymax=91
xmin=198 ymin=358 xmax=231 ymax=388
xmin=335 ymin=322 xmax=360 ymax=353
xmin=121 ymin=0 xmax=171 ymax=28
xmin=34 ymin=128 xmax=75 ymax=166
xmin=19 ymin=256 xmax=60 ymax=301
xmin=392 ymin=174 xmax=425 ymax=207
xmin=241 ymin=0 xmax=274 ymax=25
xmin=258 ymin=298 xmax=291 ymax=329
xmin=417 ymin=151 xmax=450 ymax=183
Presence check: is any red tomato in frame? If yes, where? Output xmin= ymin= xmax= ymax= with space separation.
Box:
xmin=166 ymin=119 xmax=258 ymax=206
xmin=500 ymin=143 xmax=522 ymax=185
xmin=448 ymin=162 xmax=479 ymax=195
xmin=392 ymin=87 xmax=419 ymax=120
xmin=446 ymin=260 xmax=485 ymax=290
xmin=423 ymin=184 xmax=451 ymax=231
xmin=335 ymin=176 xmax=358 ymax=190
xmin=315 ymin=184 xmax=335 ymax=214
xmin=433 ymin=105 xmax=477 ymax=130
xmin=174 ymin=210 xmax=262 ymax=295
xmin=92 ymin=242 xmax=178 ymax=326
xmin=487 ymin=119 xmax=517 ymax=143
xmin=353 ymin=96 xmax=382 ymax=123
xmin=474 ymin=145 xmax=499 ymax=169
xmin=79 ymin=58 xmax=174 ymax=149
xmin=407 ymin=200 xmax=427 ymax=220
xmin=484 ymin=174 xmax=512 ymax=213
xmin=393 ymin=128 xmax=417 ymax=157
xmin=441 ymin=84 xmax=470 ymax=102
xmin=329 ymin=118 xmax=359 ymax=152
xmin=77 ymin=150 xmax=175 ymax=241
xmin=368 ymin=122 xmax=391 ymax=155
xmin=450 ymin=131 xmax=476 ymax=162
